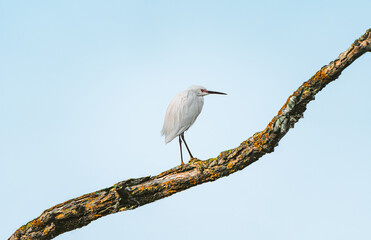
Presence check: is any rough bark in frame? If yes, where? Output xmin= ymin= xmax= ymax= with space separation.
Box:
xmin=10 ymin=28 xmax=371 ymax=240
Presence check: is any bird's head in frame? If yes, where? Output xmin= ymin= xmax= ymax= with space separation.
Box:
xmin=189 ymin=85 xmax=227 ymax=96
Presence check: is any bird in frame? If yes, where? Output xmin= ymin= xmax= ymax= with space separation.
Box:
xmin=161 ymin=85 xmax=227 ymax=165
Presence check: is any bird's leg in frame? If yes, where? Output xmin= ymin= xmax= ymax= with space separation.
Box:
xmin=179 ymin=136 xmax=184 ymax=165
xmin=180 ymin=133 xmax=194 ymax=159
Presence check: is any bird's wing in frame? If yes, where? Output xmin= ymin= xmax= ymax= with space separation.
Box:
xmin=161 ymin=91 xmax=203 ymax=143
xmin=161 ymin=91 xmax=187 ymax=143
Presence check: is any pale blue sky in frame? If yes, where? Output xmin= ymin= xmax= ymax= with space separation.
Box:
xmin=1 ymin=1 xmax=371 ymax=239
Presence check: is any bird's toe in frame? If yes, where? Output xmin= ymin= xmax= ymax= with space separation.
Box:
xmin=188 ymin=157 xmax=201 ymax=164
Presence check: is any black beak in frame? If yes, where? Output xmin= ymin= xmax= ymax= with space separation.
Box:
xmin=207 ymin=90 xmax=227 ymax=95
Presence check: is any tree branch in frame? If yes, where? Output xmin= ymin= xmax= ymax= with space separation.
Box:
xmin=9 ymin=28 xmax=371 ymax=240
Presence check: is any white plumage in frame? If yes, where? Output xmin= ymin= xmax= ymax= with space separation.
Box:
xmin=161 ymin=85 xmax=226 ymax=165
xmin=161 ymin=85 xmax=204 ymax=143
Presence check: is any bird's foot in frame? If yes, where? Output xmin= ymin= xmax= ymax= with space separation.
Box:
xmin=188 ymin=157 xmax=201 ymax=164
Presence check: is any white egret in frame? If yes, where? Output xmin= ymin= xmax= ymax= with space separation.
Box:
xmin=161 ymin=85 xmax=227 ymax=165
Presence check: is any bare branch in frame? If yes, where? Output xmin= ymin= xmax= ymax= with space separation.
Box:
xmin=9 ymin=28 xmax=371 ymax=240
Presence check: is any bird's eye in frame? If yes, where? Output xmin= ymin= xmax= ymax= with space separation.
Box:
xmin=201 ymin=89 xmax=207 ymax=92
